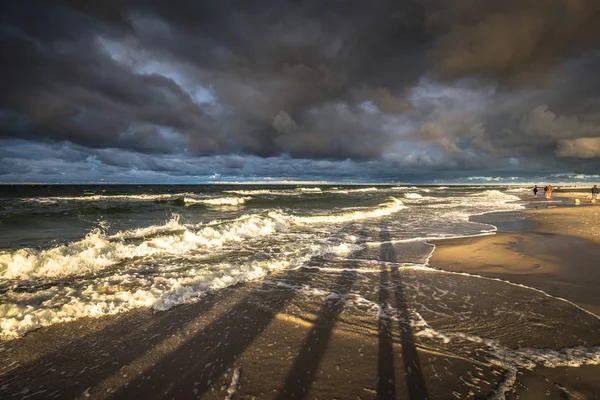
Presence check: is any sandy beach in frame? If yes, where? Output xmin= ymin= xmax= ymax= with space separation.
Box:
xmin=431 ymin=194 xmax=600 ymax=399
xmin=1 ymin=194 xmax=599 ymax=400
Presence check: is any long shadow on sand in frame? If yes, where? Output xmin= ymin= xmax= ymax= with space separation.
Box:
xmin=378 ymin=229 xmax=429 ymax=400
xmin=110 ymin=267 xmax=318 ymax=400
xmin=377 ymin=263 xmax=397 ymax=399
xmin=276 ymin=250 xmax=365 ymax=400
xmin=0 ymin=287 xmax=236 ymax=400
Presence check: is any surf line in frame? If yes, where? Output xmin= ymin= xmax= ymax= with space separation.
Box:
xmin=417 ymin=264 xmax=600 ymax=322
xmin=415 ymin=235 xmax=600 ymax=321
xmin=328 ymin=254 xmax=600 ymax=322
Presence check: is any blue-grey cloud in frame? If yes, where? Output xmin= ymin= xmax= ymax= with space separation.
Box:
xmin=1 ymin=0 xmax=599 ymax=182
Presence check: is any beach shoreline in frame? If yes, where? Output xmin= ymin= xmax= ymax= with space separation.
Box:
xmin=0 ymin=192 xmax=599 ymax=399
xmin=430 ymin=194 xmax=600 ymax=314
xmin=429 ymin=194 xmax=600 ymax=399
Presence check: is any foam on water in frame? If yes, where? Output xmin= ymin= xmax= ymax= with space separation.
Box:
xmin=288 ymin=265 xmax=600 ymax=399
xmin=390 ymin=186 xmax=419 ymax=190
xmin=225 ymin=189 xmax=287 ymax=196
xmin=410 ymin=264 xmax=600 ymax=322
xmin=0 ymin=196 xmax=414 ymax=339
xmin=0 ymin=198 xmax=406 ymax=282
xmin=328 ymin=187 xmax=379 ymax=193
xmin=0 ymin=212 xmax=288 ymax=280
xmin=0 ymin=239 xmax=362 ymax=339
xmin=23 ymin=193 xmax=193 ymax=203
xmin=292 ymin=198 xmax=406 ymax=224
xmin=184 ymin=196 xmax=251 ymax=206
xmin=108 ymin=214 xmax=186 ymax=240
xmin=365 ymin=231 xmax=498 ymax=247
xmin=19 ymin=193 xmax=252 ymax=209
xmin=225 ymin=366 xmax=241 ymax=400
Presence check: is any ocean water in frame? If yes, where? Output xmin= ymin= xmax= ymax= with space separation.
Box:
xmin=1 ymin=184 xmax=599 ymax=398
xmin=0 ymin=184 xmax=523 ymax=338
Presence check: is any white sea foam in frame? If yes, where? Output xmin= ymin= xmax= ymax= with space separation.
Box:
xmin=297 ymin=187 xmax=322 ymax=192
xmin=412 ymin=264 xmax=600 ymax=321
xmin=292 ymin=198 xmax=406 ymax=224
xmin=21 ymin=193 xmax=253 ymax=207
xmin=390 ymin=186 xmax=419 ymax=190
xmin=109 ymin=214 xmax=186 ymax=240
xmin=404 ymin=193 xmax=423 ymax=199
xmin=184 ymin=196 xmax=251 ymax=206
xmin=225 ymin=189 xmax=284 ymax=195
xmin=1 ymin=198 xmax=406 ymax=282
xmin=23 ymin=193 xmax=193 ymax=203
xmin=0 ymin=237 xmax=362 ymax=339
xmin=408 ymin=311 xmax=600 ymax=399
xmin=365 ymin=231 xmax=498 ymax=248
xmin=225 ymin=366 xmax=241 ymax=400
xmin=469 ymin=189 xmax=520 ymax=202
xmin=328 ymin=187 xmax=379 ymax=193
xmin=0 ymin=213 xmax=290 ymax=280
xmin=289 ymin=276 xmax=600 ymax=399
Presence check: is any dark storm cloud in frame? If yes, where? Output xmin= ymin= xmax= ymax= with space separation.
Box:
xmin=428 ymin=0 xmax=600 ymax=84
xmin=0 ymin=0 xmax=599 ymax=182
xmin=0 ymin=0 xmax=429 ymax=158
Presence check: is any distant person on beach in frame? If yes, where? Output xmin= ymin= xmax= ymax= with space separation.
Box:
xmin=548 ymin=185 xmax=553 ymax=199
xmin=533 ymin=185 xmax=538 ymax=197
xmin=544 ymin=186 xmax=549 ymax=199
xmin=593 ymin=185 xmax=599 ymax=200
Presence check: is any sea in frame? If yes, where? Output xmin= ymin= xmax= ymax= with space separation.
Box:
xmin=1 ymin=184 xmax=599 ymax=398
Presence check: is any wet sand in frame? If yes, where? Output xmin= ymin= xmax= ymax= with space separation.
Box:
xmin=430 ymin=197 xmax=600 ymax=399
xmin=1 ymin=197 xmax=599 ymax=400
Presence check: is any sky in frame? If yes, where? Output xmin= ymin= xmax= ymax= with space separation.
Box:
xmin=1 ymin=0 xmax=600 ymax=184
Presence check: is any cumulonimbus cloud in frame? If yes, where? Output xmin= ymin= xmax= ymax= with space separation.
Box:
xmin=556 ymin=137 xmax=600 ymax=158
xmin=1 ymin=0 xmax=600 ymax=182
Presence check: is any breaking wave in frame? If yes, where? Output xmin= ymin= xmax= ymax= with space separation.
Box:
xmin=183 ymin=196 xmax=251 ymax=207
xmin=0 ymin=198 xmax=406 ymax=282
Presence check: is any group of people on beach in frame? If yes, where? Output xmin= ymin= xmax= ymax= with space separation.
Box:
xmin=532 ymin=185 xmax=553 ymax=199
xmin=532 ymin=184 xmax=599 ymax=200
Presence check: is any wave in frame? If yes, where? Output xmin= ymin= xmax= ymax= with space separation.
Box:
xmin=0 ymin=239 xmax=363 ymax=340
xmin=20 ymin=194 xmax=253 ymax=210
xmin=390 ymin=186 xmax=419 ymax=190
xmin=225 ymin=189 xmax=284 ymax=196
xmin=328 ymin=187 xmax=379 ymax=193
xmin=469 ymin=189 xmax=522 ymax=204
xmin=23 ymin=193 xmax=194 ymax=204
xmin=297 ymin=187 xmax=322 ymax=192
xmin=184 ymin=196 xmax=250 ymax=207
xmin=291 ymin=198 xmax=406 ymax=224
xmin=0 ymin=214 xmax=288 ymax=281
xmin=404 ymin=193 xmax=423 ymax=199
xmin=0 ymin=198 xmax=407 ymax=281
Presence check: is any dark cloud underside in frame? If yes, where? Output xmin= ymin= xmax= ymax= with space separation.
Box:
xmin=0 ymin=0 xmax=599 ymax=182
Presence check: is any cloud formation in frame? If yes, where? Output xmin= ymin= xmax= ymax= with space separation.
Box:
xmin=0 ymin=0 xmax=599 ymax=182
xmin=556 ymin=138 xmax=600 ymax=158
